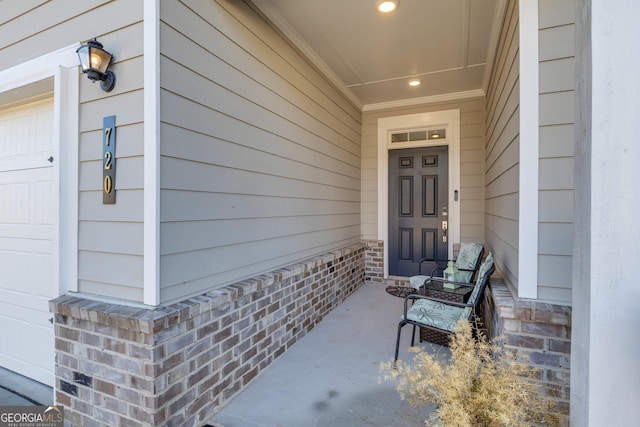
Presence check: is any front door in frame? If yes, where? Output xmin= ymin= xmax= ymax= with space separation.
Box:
xmin=388 ymin=146 xmax=448 ymax=277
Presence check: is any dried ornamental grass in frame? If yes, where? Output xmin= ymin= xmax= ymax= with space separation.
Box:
xmin=380 ymin=320 xmax=561 ymax=427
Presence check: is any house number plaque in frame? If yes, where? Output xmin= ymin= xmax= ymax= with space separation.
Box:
xmin=103 ymin=115 xmax=116 ymax=204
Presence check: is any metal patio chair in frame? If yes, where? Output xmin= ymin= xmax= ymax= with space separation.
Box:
xmin=395 ymin=253 xmax=495 ymax=360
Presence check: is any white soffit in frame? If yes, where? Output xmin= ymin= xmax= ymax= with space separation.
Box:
xmin=252 ymin=0 xmax=504 ymax=109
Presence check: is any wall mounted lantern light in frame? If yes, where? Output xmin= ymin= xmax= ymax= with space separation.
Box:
xmin=76 ymin=38 xmax=116 ymax=92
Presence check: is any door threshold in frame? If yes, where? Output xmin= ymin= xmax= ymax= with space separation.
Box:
xmin=383 ymin=276 xmax=411 ymax=286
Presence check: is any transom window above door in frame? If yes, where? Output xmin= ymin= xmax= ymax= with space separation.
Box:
xmin=391 ymin=128 xmax=447 ymax=143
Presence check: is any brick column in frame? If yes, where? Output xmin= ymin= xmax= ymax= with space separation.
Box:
xmin=483 ymin=279 xmax=571 ymax=422
xmin=364 ymin=240 xmax=384 ymax=284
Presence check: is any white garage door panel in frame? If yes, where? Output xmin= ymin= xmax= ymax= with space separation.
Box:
xmin=0 ymin=302 xmax=54 ymax=385
xmin=0 ymin=98 xmax=56 ymax=387
xmin=0 ymin=172 xmax=54 ymax=237
xmin=0 ymin=105 xmax=53 ymax=159
xmin=0 ymin=246 xmax=54 ymax=306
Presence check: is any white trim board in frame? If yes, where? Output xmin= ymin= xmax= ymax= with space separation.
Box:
xmin=144 ymin=0 xmax=161 ymax=306
xmin=0 ymin=43 xmax=81 ymax=296
xmin=518 ymin=0 xmax=539 ymax=299
xmin=377 ymin=109 xmax=461 ymax=278
xmin=363 ymin=89 xmax=484 ymax=112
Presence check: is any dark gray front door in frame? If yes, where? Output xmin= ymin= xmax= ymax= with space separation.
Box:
xmin=388 ymin=146 xmax=449 ymax=276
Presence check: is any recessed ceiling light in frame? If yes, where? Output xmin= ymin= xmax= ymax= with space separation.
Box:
xmin=377 ymin=0 xmax=399 ymax=13
xmin=408 ymin=79 xmax=421 ymax=87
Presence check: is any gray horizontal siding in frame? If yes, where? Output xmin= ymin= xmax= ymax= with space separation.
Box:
xmin=159 ymin=92 xmax=360 ymax=188
xmin=484 ymin=0 xmax=519 ymax=291
xmin=537 ymin=1 xmax=575 ymax=303
xmin=484 ymin=0 xmax=575 ymax=303
xmin=483 ymin=0 xmax=519 ymax=292
xmin=0 ymin=0 xmax=128 ymax=69
xmin=159 ymin=152 xmax=358 ymax=202
xmin=158 ymin=0 xmax=362 ymax=302
xmin=76 ymin=20 xmax=145 ymax=299
xmin=160 ymin=190 xmax=358 ymax=222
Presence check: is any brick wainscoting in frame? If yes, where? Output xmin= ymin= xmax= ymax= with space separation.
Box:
xmin=482 ymin=279 xmax=572 ymax=421
xmin=50 ymin=242 xmax=366 ymax=427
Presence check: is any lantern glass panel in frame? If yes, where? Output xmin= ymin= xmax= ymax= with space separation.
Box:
xmin=77 ymin=45 xmax=91 ymax=72
xmin=90 ymin=47 xmax=112 ymax=74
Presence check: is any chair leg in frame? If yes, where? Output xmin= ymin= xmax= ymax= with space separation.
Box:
xmin=394 ymin=321 xmax=406 ymax=361
xmin=410 ymin=324 xmax=417 ymax=347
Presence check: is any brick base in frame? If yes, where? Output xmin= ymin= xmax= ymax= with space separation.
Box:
xmin=482 ymin=279 xmax=571 ymax=423
xmin=364 ymin=240 xmax=383 ymax=283
xmin=50 ymin=242 xmax=365 ymax=427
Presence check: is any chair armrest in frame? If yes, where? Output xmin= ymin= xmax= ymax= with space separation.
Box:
xmin=418 ymin=258 xmax=451 ymax=275
xmin=429 ymin=266 xmax=445 ymax=277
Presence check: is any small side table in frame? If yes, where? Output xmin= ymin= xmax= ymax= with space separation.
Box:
xmin=422 ymin=280 xmax=473 ymax=303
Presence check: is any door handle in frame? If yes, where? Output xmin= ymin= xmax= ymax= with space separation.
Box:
xmin=442 ymin=221 xmax=448 ymax=243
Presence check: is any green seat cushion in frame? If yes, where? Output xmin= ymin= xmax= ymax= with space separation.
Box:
xmin=455 ymin=243 xmax=483 ymax=282
xmin=405 ymin=299 xmax=465 ymax=332
xmin=407 ymin=253 xmax=494 ymax=328
xmin=466 ymin=252 xmax=493 ymax=306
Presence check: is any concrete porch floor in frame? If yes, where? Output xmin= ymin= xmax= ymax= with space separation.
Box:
xmin=207 ymin=282 xmax=446 ymax=427
xmin=0 ymin=367 xmax=53 ymax=406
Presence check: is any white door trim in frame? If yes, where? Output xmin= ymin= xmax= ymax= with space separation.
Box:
xmin=377 ymin=109 xmax=461 ymax=278
xmin=0 ymin=44 xmax=81 ymax=295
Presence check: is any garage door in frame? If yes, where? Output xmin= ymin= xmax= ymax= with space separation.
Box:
xmin=0 ymin=98 xmax=56 ymax=386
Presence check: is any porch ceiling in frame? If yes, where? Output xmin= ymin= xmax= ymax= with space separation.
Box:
xmin=252 ymin=0 xmax=504 ymax=108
